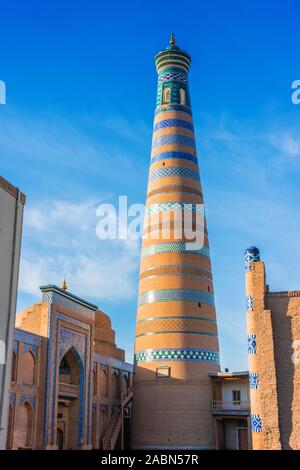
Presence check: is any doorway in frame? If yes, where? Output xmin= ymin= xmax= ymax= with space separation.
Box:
xmin=57 ymin=428 xmax=64 ymax=450
xmin=237 ymin=427 xmax=248 ymax=450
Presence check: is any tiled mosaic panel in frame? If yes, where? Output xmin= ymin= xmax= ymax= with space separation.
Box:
xmin=248 ymin=334 xmax=257 ymax=354
xmin=44 ymin=309 xmax=91 ymax=446
xmin=142 ymin=242 xmax=210 ymax=259
xmin=154 ymin=119 xmax=194 ymax=132
xmin=138 ymin=289 xmax=215 ymax=307
xmin=246 ymin=294 xmax=254 ymax=311
xmin=251 ymin=413 xmax=262 ymax=432
xmin=135 ymin=317 xmax=217 ymax=337
xmin=145 ymin=201 xmax=204 ymax=216
xmin=14 ymin=328 xmax=42 ymax=346
xmin=158 ymin=71 xmax=188 ymax=84
xmin=156 ymin=104 xmax=192 ymax=115
xmin=12 ymin=383 xmax=38 ymax=394
xmin=23 ymin=343 xmax=38 ymax=357
xmin=42 ymin=290 xmax=96 ymax=319
xmin=20 ymin=395 xmax=36 ymax=409
xmin=149 ymin=166 xmax=199 ymax=182
xmin=152 ymin=133 xmax=195 ymax=149
xmin=244 ymin=247 xmax=260 ymax=271
xmin=151 ymin=151 xmax=197 ymax=164
xmin=139 ymin=264 xmax=212 ymax=280
xmin=56 ymin=312 xmax=90 ymax=331
xmin=135 ymin=348 xmax=219 ymax=363
xmin=59 ymin=327 xmax=87 ymax=364
xmin=249 ymin=372 xmax=260 ymax=389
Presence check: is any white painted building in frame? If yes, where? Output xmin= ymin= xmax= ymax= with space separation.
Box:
xmin=210 ymin=371 xmax=251 ymax=450
xmin=0 ymin=176 xmax=25 ymax=449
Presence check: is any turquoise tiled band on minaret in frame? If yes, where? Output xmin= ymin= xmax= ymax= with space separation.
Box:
xmin=138 ymin=289 xmax=215 ymax=306
xmin=135 ymin=348 xmax=219 ymax=364
xmin=151 ymin=151 xmax=198 ymax=164
xmin=142 ymin=243 xmax=210 ymax=258
xmin=154 ymin=119 xmax=194 ymax=132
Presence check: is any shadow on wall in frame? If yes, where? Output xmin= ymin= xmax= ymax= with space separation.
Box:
xmin=131 ymin=363 xmax=216 ymax=449
xmin=271 ymin=297 xmax=294 ymax=450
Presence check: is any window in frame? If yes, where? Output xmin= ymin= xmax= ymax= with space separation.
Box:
xmin=232 ymin=390 xmax=241 ymax=405
xmin=156 ymin=366 xmax=170 ymax=378
xmin=163 ymin=86 xmax=170 ymax=104
xmin=180 ymin=88 xmax=187 ymax=105
xmin=198 ymin=302 xmax=202 ymax=308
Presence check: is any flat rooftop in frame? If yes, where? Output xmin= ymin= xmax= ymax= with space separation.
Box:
xmin=0 ymin=175 xmax=26 ymax=205
xmin=209 ymin=371 xmax=249 ymax=378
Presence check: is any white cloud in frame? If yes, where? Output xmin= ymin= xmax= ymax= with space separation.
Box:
xmin=19 ymin=198 xmax=141 ymax=302
xmin=269 ymin=132 xmax=300 ymax=157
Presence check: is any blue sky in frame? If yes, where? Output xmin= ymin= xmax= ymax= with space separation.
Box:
xmin=1 ymin=0 xmax=300 ymax=370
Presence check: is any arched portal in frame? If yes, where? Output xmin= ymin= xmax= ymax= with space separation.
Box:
xmin=57 ymin=347 xmax=84 ymax=449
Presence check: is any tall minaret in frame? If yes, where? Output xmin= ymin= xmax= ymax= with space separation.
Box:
xmin=244 ymin=246 xmax=281 ymax=450
xmin=131 ymin=35 xmax=220 ymax=449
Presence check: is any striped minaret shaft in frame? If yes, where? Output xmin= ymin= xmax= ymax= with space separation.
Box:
xmin=131 ymin=36 xmax=220 ymax=450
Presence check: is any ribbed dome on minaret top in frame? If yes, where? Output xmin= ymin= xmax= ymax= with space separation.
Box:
xmin=155 ymin=33 xmax=191 ymax=74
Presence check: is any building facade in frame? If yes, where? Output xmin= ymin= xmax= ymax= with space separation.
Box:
xmin=210 ymin=371 xmax=250 ymax=450
xmin=245 ymin=246 xmax=300 ymax=449
xmin=0 ymin=176 xmax=25 ymax=450
xmin=131 ymin=36 xmax=220 ymax=449
xmin=6 ymin=284 xmax=133 ymax=450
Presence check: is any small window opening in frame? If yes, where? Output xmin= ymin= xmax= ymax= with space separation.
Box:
xmin=163 ymin=86 xmax=170 ymax=104
xmin=180 ymin=88 xmax=187 ymax=105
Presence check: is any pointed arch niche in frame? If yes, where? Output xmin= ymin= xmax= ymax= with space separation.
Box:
xmin=57 ymin=347 xmax=84 ymax=449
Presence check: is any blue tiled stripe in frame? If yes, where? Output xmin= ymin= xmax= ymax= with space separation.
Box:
xmin=135 ymin=348 xmax=219 ymax=364
xmin=138 ymin=289 xmax=215 ymax=306
xmin=142 ymin=242 xmax=210 ymax=258
xmin=154 ymin=119 xmax=194 ymax=132
xmin=152 ymin=133 xmax=195 ymax=149
xmin=149 ymin=166 xmax=199 ymax=181
xmin=145 ymin=201 xmax=204 ymax=215
xmin=151 ymin=151 xmax=197 ymax=164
